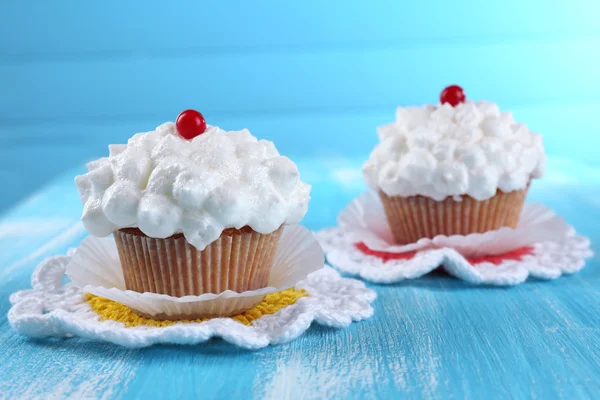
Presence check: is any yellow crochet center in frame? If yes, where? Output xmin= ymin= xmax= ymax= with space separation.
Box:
xmin=86 ymin=288 xmax=307 ymax=328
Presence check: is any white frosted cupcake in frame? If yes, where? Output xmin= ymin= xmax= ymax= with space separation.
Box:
xmin=75 ymin=109 xmax=311 ymax=299
xmin=362 ymin=86 xmax=546 ymax=245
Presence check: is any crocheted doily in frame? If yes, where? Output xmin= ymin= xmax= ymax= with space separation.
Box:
xmin=8 ymin=253 xmax=376 ymax=349
xmin=316 ymin=193 xmax=593 ymax=286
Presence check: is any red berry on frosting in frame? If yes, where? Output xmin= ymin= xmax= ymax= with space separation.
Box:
xmin=176 ymin=109 xmax=207 ymax=140
xmin=440 ymin=85 xmax=466 ymax=107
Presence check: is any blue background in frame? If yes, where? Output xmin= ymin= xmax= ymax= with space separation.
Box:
xmin=1 ymin=0 xmax=599 ymax=213
xmin=1 ymin=2 xmax=600 ymax=399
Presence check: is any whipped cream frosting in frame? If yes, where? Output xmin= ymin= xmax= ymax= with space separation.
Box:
xmin=75 ymin=123 xmax=311 ymax=250
xmin=363 ymin=101 xmax=545 ymax=201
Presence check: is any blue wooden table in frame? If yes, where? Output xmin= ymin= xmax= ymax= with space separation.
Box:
xmin=2 ymin=1 xmax=600 ymax=398
xmin=1 ymin=156 xmax=599 ymax=399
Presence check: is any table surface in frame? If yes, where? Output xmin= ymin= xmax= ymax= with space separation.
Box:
xmin=2 ymin=1 xmax=600 ymax=398
xmin=1 ymin=156 xmax=599 ymax=400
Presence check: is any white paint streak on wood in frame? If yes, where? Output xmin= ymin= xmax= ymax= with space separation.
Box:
xmin=541 ymin=296 xmax=572 ymax=327
xmin=257 ymin=331 xmax=382 ymax=400
xmin=385 ymin=353 xmax=408 ymax=391
xmin=0 ymin=218 xmax=73 ymax=239
xmin=0 ymin=222 xmax=85 ymax=282
xmin=414 ymin=336 xmax=440 ymax=400
xmin=378 ymin=284 xmax=444 ymax=399
xmin=0 ymin=342 xmax=137 ymax=400
xmin=23 ymin=356 xmax=135 ymax=400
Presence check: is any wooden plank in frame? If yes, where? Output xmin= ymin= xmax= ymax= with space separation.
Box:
xmin=1 ymin=38 xmax=599 ymax=121
xmin=1 ymin=0 xmax=599 ymax=58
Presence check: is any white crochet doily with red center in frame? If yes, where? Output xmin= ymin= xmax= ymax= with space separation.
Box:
xmin=316 ymin=192 xmax=593 ymax=286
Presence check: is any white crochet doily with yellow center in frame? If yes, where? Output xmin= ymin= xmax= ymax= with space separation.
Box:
xmin=8 ymin=251 xmax=376 ymax=349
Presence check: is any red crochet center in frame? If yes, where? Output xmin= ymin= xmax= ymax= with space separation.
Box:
xmin=354 ymin=242 xmax=534 ymax=266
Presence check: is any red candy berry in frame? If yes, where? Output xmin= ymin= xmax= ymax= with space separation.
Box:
xmin=176 ymin=109 xmax=207 ymax=140
xmin=440 ymin=85 xmax=466 ymax=107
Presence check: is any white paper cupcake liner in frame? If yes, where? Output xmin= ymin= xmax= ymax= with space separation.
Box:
xmin=66 ymin=224 xmax=324 ymax=319
xmin=337 ymin=191 xmax=572 ymax=257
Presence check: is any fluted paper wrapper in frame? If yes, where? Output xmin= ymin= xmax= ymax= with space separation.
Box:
xmin=338 ymin=192 xmax=570 ymax=257
xmin=114 ymin=227 xmax=283 ymax=298
xmin=66 ymin=225 xmax=324 ymax=320
xmin=379 ymin=188 xmax=528 ymax=245
xmin=122 ymin=294 xmax=268 ymax=320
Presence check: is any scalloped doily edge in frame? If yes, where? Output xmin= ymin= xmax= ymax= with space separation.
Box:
xmin=316 ymin=227 xmax=593 ymax=286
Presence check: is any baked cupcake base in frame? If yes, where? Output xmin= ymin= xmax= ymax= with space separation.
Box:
xmin=114 ymin=226 xmax=283 ymax=297
xmin=66 ymin=225 xmax=324 ymax=321
xmin=379 ymin=187 xmax=528 ymax=245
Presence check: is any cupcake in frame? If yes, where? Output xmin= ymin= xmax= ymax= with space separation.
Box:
xmin=75 ymin=109 xmax=311 ymax=298
xmin=362 ymin=86 xmax=545 ymax=245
